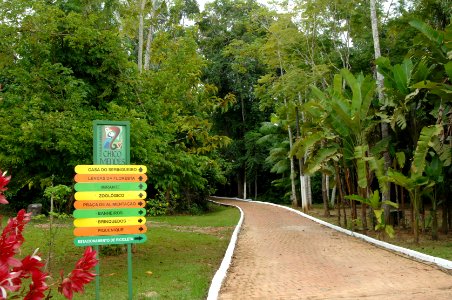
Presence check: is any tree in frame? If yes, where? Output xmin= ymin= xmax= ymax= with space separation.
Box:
xmin=199 ymin=0 xmax=271 ymax=199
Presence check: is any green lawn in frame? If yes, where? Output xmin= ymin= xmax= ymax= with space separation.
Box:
xmin=15 ymin=203 xmax=240 ymax=300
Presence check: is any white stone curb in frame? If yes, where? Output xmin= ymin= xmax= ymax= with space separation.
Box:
xmin=206 ymin=199 xmax=245 ymax=300
xmin=207 ymin=196 xmax=452 ymax=299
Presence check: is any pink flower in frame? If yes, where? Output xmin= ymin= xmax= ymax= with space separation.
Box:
xmin=0 ymin=170 xmax=11 ymax=205
xmin=58 ymin=247 xmax=98 ymax=300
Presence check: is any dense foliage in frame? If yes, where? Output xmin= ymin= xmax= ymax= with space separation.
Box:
xmin=0 ymin=0 xmax=451 ymax=242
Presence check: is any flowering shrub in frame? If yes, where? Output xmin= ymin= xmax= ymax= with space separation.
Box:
xmin=0 ymin=169 xmax=98 ymax=299
xmin=0 ymin=170 xmax=10 ymax=205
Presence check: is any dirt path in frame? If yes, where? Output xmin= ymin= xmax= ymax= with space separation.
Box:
xmin=216 ymin=199 xmax=452 ymax=300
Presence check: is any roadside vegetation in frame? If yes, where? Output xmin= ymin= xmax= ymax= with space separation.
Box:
xmin=3 ymin=203 xmax=239 ymax=299
xmin=0 ymin=0 xmax=450 ymax=287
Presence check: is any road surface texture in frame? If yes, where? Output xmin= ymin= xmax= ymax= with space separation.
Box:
xmin=215 ymin=199 xmax=452 ymax=300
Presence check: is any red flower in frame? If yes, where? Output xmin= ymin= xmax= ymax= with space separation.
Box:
xmin=23 ymin=268 xmax=48 ymax=300
xmin=58 ymin=247 xmax=98 ymax=300
xmin=0 ymin=210 xmax=32 ymax=268
xmin=0 ymin=263 xmax=21 ymax=299
xmin=0 ymin=170 xmax=11 ymax=205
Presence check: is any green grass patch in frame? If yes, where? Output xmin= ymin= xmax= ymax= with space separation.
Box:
xmin=14 ymin=203 xmax=240 ymax=299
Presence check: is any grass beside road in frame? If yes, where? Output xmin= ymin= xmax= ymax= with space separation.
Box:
xmin=305 ymin=204 xmax=452 ymax=261
xmin=17 ymin=203 xmax=240 ymax=300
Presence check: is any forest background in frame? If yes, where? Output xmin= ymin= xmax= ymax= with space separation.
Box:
xmin=0 ymin=0 xmax=450 ymax=241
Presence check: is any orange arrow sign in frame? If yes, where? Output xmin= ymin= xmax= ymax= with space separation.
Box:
xmin=74 ymin=225 xmax=147 ymax=236
xmin=74 ymin=200 xmax=146 ymax=210
xmin=74 ymin=174 xmax=148 ymax=183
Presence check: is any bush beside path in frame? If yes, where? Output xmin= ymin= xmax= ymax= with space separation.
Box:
xmin=214 ymin=198 xmax=452 ymax=300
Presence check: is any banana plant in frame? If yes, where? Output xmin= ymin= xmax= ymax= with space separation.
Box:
xmin=293 ymin=69 xmax=378 ymax=225
xmin=297 ymin=69 xmax=377 ymax=173
xmin=385 ymin=125 xmax=445 ymax=243
xmin=346 ymin=191 xmax=398 ymax=238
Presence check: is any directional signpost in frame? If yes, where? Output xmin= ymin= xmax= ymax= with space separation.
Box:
xmin=74 ymin=234 xmax=147 ymax=246
xmin=73 ymin=165 xmax=148 ymax=246
xmin=73 ymin=120 xmax=147 ymax=300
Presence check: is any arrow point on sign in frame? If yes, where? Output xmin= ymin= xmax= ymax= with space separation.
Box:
xmin=138 ymin=219 xmax=143 ymax=223
xmin=139 ymin=167 xmax=143 ymax=172
xmin=138 ymin=201 xmax=143 ymax=206
xmin=139 ymin=227 xmax=144 ymax=231
xmin=139 ymin=193 xmax=143 ymax=198
xmin=139 ymin=184 xmax=143 ymax=189
xmin=139 ymin=176 xmax=143 ymax=181
xmin=139 ymin=210 xmax=144 ymax=215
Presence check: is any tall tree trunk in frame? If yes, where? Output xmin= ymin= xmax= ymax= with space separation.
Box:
xmin=370 ymin=0 xmax=391 ymax=223
xmin=442 ymin=197 xmax=449 ymax=234
xmin=237 ymin=173 xmax=243 ymax=198
xmin=287 ymin=122 xmax=297 ymax=207
xmin=254 ymin=174 xmax=258 ymax=200
xmin=138 ymin=0 xmax=146 ymax=72
xmin=276 ymin=48 xmax=297 ymax=206
xmin=144 ymin=24 xmax=154 ymax=70
xmin=243 ymin=169 xmax=247 ymax=200
xmin=296 ymin=105 xmax=307 ymax=209
xmin=322 ymin=173 xmax=330 ymax=217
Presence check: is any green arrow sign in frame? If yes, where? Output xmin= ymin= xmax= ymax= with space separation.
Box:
xmin=74 ymin=234 xmax=147 ymax=246
xmin=73 ymin=208 xmax=146 ymax=219
xmin=74 ymin=182 xmax=147 ymax=192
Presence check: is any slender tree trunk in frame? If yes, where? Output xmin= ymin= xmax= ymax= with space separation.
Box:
xmin=276 ymin=46 xmax=297 ymax=206
xmin=322 ymin=173 xmax=330 ymax=217
xmin=237 ymin=173 xmax=243 ymax=198
xmin=243 ymin=169 xmax=247 ymax=200
xmin=442 ymin=197 xmax=449 ymax=234
xmin=138 ymin=0 xmax=146 ymax=72
xmin=144 ymin=24 xmax=154 ymax=70
xmin=331 ymin=186 xmax=336 ymax=207
xmin=335 ymin=162 xmax=345 ymax=227
xmin=370 ymin=0 xmax=392 ymax=223
xmin=287 ymin=123 xmax=297 ymax=207
xmin=254 ymin=174 xmax=258 ymax=200
xmin=296 ymin=105 xmax=308 ymax=209
xmin=431 ymin=189 xmax=438 ymax=240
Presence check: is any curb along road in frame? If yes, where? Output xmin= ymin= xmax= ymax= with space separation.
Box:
xmin=208 ymin=197 xmax=452 ymax=300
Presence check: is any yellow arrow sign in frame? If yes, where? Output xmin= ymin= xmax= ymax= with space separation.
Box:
xmin=75 ymin=165 xmax=147 ymax=174
xmin=74 ymin=191 xmax=147 ymax=201
xmin=74 ymin=217 xmax=147 ymax=228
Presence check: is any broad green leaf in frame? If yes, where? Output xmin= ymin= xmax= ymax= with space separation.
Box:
xmin=386 ymin=169 xmax=413 ymax=190
xmin=374 ymin=210 xmax=384 ymax=223
xmin=381 ymin=200 xmax=399 ymax=209
xmin=369 ymin=190 xmax=380 ymax=209
xmin=446 ymin=61 xmax=452 ymax=80
xmin=409 ymin=20 xmax=444 ymax=47
xmin=341 ymin=69 xmax=362 ymax=116
xmin=412 ymin=125 xmax=442 ymax=174
xmin=395 ymin=152 xmax=406 ymax=168
xmin=385 ymin=225 xmax=395 ymax=238
xmin=354 ymin=145 xmax=369 ymax=188
xmin=306 ymin=146 xmax=340 ymax=175
xmin=392 ymin=59 xmax=413 ymax=94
